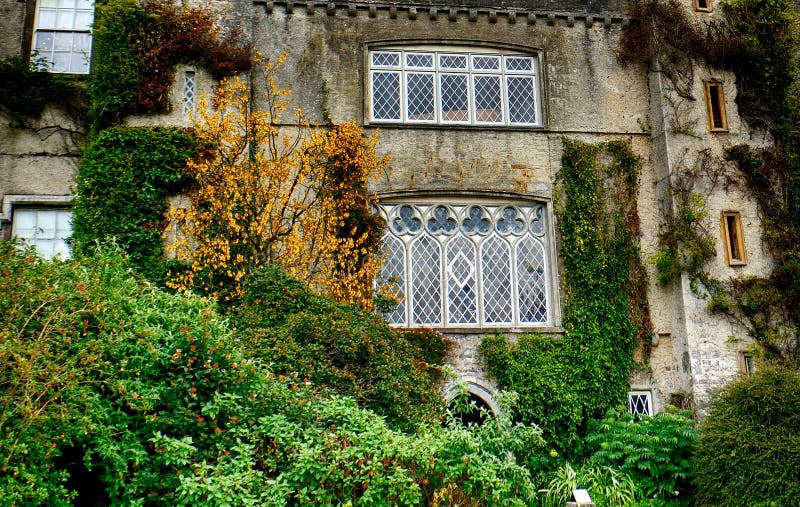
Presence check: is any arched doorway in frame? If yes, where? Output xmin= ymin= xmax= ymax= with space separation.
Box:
xmin=445 ymin=381 xmax=499 ymax=426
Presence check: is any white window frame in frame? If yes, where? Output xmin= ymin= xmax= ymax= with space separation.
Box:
xmin=368 ymin=47 xmax=542 ymax=127
xmin=627 ymin=390 xmax=653 ymax=416
xmin=11 ymin=208 xmax=73 ymax=259
xmin=32 ymin=0 xmax=94 ymax=74
xmin=375 ymin=199 xmax=553 ymax=329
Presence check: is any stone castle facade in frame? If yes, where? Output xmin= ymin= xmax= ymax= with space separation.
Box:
xmin=1 ymin=0 xmax=769 ymax=416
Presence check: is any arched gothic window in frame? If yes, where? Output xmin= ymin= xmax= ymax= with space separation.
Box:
xmin=376 ymin=201 xmax=552 ymax=328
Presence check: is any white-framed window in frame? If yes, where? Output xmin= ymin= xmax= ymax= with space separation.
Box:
xmin=369 ymin=48 xmax=541 ymax=127
xmin=375 ymin=200 xmax=552 ymax=328
xmin=12 ymin=208 xmax=72 ymax=259
xmin=33 ymin=0 xmax=94 ymax=74
xmin=627 ymin=390 xmax=653 ymax=416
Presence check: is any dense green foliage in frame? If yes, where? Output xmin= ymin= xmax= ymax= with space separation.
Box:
xmin=72 ymin=126 xmax=201 ymax=284
xmin=694 ymin=367 xmax=800 ymax=506
xmin=0 ymin=56 xmax=82 ymax=125
xmin=586 ymin=407 xmax=696 ymax=504
xmin=481 ymin=139 xmax=645 ymax=452
xmin=539 ymin=462 xmax=637 ymax=507
xmin=0 ymin=244 xmax=547 ymax=505
xmin=90 ymin=0 xmax=251 ymax=128
xmin=229 ymin=265 xmax=450 ymax=430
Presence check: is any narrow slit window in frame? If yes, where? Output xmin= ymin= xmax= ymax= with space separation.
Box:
xmin=184 ymin=71 xmax=196 ymax=116
xmin=694 ymin=0 xmax=713 ymax=12
xmin=722 ymin=211 xmax=747 ymax=265
xmin=740 ymin=352 xmax=756 ymax=376
xmin=705 ymin=81 xmax=728 ymax=131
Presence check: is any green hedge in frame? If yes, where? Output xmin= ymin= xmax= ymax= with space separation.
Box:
xmin=694 ymin=367 xmax=800 ymax=506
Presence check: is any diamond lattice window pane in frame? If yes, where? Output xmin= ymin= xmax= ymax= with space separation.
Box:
xmin=440 ymin=74 xmax=469 ymax=122
xmin=447 ymin=237 xmax=477 ymax=325
xmin=379 ymin=235 xmax=407 ymax=325
xmin=440 ymin=54 xmax=467 ymax=70
xmin=482 ymin=237 xmax=513 ymax=324
xmin=406 ymin=53 xmax=434 ymax=68
xmin=474 ymin=75 xmax=502 ymax=122
xmin=507 ymin=76 xmax=537 ymax=124
xmin=472 ymin=55 xmax=500 ymax=71
xmin=516 ymin=237 xmax=547 ymax=323
xmin=375 ymin=201 xmax=550 ymax=329
xmin=407 ymin=73 xmax=435 ymax=121
xmin=184 ymin=71 xmax=195 ymax=116
xmin=372 ymin=51 xmax=400 ymax=67
xmin=505 ymin=56 xmax=534 ymax=72
xmin=411 ymin=236 xmax=442 ymax=325
xmin=372 ymin=72 xmax=401 ymax=120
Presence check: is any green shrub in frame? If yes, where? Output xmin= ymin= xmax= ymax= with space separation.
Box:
xmin=539 ymin=462 xmax=637 ymax=507
xmin=694 ymin=367 xmax=800 ymax=506
xmin=586 ymin=407 xmax=696 ymax=504
xmin=229 ymin=265 xmax=451 ymax=430
xmin=72 ymin=126 xmax=201 ymax=284
xmin=0 ymin=243 xmax=545 ymax=505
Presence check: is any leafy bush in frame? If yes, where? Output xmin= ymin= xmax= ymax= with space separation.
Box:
xmin=72 ymin=126 xmax=201 ymax=284
xmin=586 ymin=407 xmax=696 ymax=504
xmin=1 ymin=244 xmax=544 ymax=504
xmin=229 ymin=265 xmax=451 ymax=430
xmin=539 ymin=462 xmax=637 ymax=507
xmin=694 ymin=367 xmax=800 ymax=506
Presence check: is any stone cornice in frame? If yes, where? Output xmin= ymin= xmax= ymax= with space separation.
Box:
xmin=253 ymin=0 xmax=630 ymax=25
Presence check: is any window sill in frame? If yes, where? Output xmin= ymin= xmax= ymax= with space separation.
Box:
xmin=395 ymin=325 xmax=564 ymax=335
xmin=364 ymin=122 xmax=548 ymax=133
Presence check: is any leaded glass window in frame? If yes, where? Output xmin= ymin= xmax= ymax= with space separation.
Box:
xmin=369 ymin=48 xmax=541 ymax=126
xmin=33 ymin=0 xmax=93 ymax=74
xmin=627 ymin=391 xmax=653 ymax=416
xmin=376 ymin=202 xmax=551 ymax=328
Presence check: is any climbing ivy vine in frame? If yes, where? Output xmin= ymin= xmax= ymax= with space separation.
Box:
xmin=622 ymin=0 xmax=800 ymax=365
xmin=481 ymin=139 xmax=649 ymax=453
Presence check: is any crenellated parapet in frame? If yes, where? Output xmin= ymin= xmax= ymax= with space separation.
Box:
xmin=254 ymin=0 xmax=630 ymax=26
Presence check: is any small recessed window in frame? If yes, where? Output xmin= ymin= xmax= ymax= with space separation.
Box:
xmin=694 ymin=0 xmax=713 ymax=12
xmin=12 ymin=208 xmax=72 ymax=259
xmin=183 ymin=70 xmax=196 ymax=116
xmin=627 ymin=390 xmax=653 ymax=416
xmin=721 ymin=211 xmax=746 ymax=266
xmin=705 ymin=81 xmax=728 ymax=132
xmin=740 ymin=352 xmax=756 ymax=376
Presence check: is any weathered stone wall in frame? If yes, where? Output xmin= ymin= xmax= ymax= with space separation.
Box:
xmin=0 ymin=0 xmax=777 ymax=414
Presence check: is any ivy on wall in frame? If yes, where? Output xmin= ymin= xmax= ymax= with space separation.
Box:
xmin=0 ymin=56 xmax=84 ymax=127
xmin=70 ymin=0 xmax=255 ymax=284
xmin=72 ymin=126 xmax=202 ymax=284
xmin=90 ymin=0 xmax=252 ymax=129
xmin=481 ymin=139 xmax=648 ymax=453
xmin=622 ymin=0 xmax=800 ymax=365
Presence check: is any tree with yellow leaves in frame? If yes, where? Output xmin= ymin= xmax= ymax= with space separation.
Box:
xmin=168 ymin=56 xmax=388 ymax=307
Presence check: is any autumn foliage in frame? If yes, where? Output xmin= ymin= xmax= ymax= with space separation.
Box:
xmin=168 ymin=57 xmax=388 ymax=306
